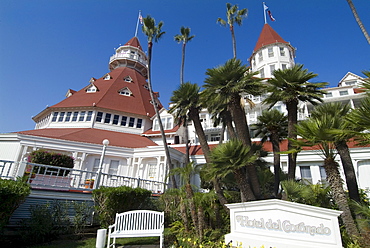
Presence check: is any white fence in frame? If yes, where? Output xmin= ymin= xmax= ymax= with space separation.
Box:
xmin=0 ymin=160 xmax=167 ymax=193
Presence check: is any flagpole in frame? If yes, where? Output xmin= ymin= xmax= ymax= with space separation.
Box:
xmin=263 ymin=2 xmax=267 ymax=24
xmin=134 ymin=10 xmax=141 ymax=37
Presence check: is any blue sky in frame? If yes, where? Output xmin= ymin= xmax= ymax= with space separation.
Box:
xmin=1 ymin=0 xmax=369 ymax=133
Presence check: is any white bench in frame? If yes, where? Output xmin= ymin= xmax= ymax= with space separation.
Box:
xmin=107 ymin=210 xmax=164 ymax=248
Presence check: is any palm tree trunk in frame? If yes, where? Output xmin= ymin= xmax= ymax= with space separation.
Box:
xmin=198 ymin=205 xmax=205 ymax=241
xmin=180 ymin=198 xmax=189 ymax=232
xmin=180 ymin=43 xmax=186 ymax=84
xmin=230 ymin=25 xmax=237 ymax=58
xmin=324 ymin=158 xmax=360 ymax=239
xmin=225 ymin=112 xmax=237 ymax=139
xmin=234 ymin=169 xmax=256 ymax=201
xmin=335 ymin=140 xmax=361 ymax=203
xmin=184 ymin=122 xmax=190 ymax=165
xmin=189 ymin=108 xmax=229 ymax=209
xmin=346 ymin=0 xmax=370 ymax=44
xmin=229 ymin=94 xmax=261 ymax=199
xmin=185 ymin=184 xmax=198 ymax=235
xmin=147 ymin=42 xmax=177 ymax=189
xmin=287 ymin=101 xmax=298 ymax=180
xmin=271 ymin=133 xmax=281 ymax=197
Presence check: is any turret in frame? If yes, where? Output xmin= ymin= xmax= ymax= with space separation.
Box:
xmin=109 ymin=37 xmax=148 ymax=77
xmin=249 ymin=24 xmax=295 ymax=79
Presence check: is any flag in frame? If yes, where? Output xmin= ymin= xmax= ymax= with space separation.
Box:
xmin=263 ymin=3 xmax=269 ymax=11
xmin=139 ymin=12 xmax=143 ymax=25
xmin=268 ymin=10 xmax=276 ymax=21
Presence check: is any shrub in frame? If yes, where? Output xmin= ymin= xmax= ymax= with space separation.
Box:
xmin=0 ymin=178 xmax=30 ymax=232
xmin=29 ymin=149 xmax=74 ymax=168
xmin=20 ymin=200 xmax=71 ymax=244
xmin=92 ymin=186 xmax=154 ymax=228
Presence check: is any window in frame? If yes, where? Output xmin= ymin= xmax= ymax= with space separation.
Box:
xmin=93 ymin=158 xmax=100 ymax=172
xmin=58 ymin=112 xmax=65 ymax=122
xmin=258 ymin=51 xmax=263 ymax=61
xmin=109 ymin=160 xmax=119 ymax=175
xmin=210 ymin=133 xmax=220 ymax=142
xmin=320 ymin=166 xmax=327 ymax=183
xmin=96 ymin=112 xmax=103 ymax=122
xmin=79 ymin=111 xmax=86 ymax=121
xmin=165 ymin=117 xmax=173 ymax=130
xmin=104 ymin=74 xmax=111 ymax=80
xmin=119 ymin=88 xmax=132 ymax=96
xmin=52 ymin=112 xmax=58 ymax=122
xmin=279 ymin=47 xmax=285 ymax=56
xmin=268 ymin=47 xmax=274 ymax=57
xmin=326 ymin=92 xmax=333 ymax=98
xmin=269 ymin=64 xmax=275 ymax=74
xmin=113 ymin=115 xmax=119 ymax=125
xmin=259 ymin=68 xmax=265 ymax=78
xmin=121 ymin=116 xmax=127 ymax=126
xmin=282 ymin=64 xmax=287 ymax=70
xmin=345 ymin=81 xmax=356 ymax=86
xmin=86 ymin=86 xmax=97 ymax=93
xmin=148 ymin=164 xmax=157 ymax=178
xmin=136 ymin=118 xmax=143 ymax=128
xmin=340 ymin=90 xmax=349 ymax=96
xmin=65 ymin=112 xmax=72 ymax=122
xmin=86 ymin=111 xmax=93 ymax=121
xmin=300 ymin=166 xmax=312 ymax=183
xmin=124 ymin=76 xmax=133 ymax=82
xmin=129 ymin=117 xmax=135 ymax=127
xmin=104 ymin=113 xmax=111 ymax=124
xmin=72 ymin=112 xmax=79 ymax=121
xmin=252 ymin=58 xmax=256 ymax=67
xmin=153 ymin=119 xmax=159 ymax=131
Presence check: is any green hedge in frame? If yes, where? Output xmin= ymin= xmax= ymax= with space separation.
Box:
xmin=0 ymin=178 xmax=30 ymax=231
xmin=92 ymin=186 xmax=154 ymax=228
xmin=29 ymin=149 xmax=74 ymax=168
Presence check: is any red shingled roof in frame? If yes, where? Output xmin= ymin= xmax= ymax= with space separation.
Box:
xmin=253 ymin=24 xmax=289 ymax=52
xmin=50 ymin=67 xmax=162 ymax=117
xmin=172 ymin=139 xmax=370 ymax=155
xmin=17 ymin=128 xmax=158 ymax=148
xmin=124 ymin=37 xmax=143 ymax=51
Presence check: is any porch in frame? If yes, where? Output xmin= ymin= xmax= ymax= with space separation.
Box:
xmin=0 ymin=160 xmax=167 ymax=194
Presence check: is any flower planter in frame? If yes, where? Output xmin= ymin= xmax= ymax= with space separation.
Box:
xmin=84 ymin=179 xmax=94 ymax=189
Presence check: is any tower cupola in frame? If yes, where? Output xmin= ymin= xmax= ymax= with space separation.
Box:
xmin=249 ymin=24 xmax=295 ymax=79
xmin=109 ymin=37 xmax=148 ymax=77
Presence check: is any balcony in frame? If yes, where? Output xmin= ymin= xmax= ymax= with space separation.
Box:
xmin=0 ymin=160 xmax=167 ymax=194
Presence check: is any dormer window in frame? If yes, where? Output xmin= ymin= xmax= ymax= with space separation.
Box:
xmin=86 ymin=85 xmax=97 ymax=93
xmin=119 ymin=87 xmax=132 ymax=96
xmin=143 ymin=84 xmax=149 ymax=90
xmin=124 ymin=76 xmax=133 ymax=82
xmin=104 ymin=74 xmax=112 ymax=80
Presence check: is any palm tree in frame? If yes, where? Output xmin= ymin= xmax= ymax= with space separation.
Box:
xmin=169 ymin=82 xmax=229 ymax=208
xmin=217 ymin=3 xmax=247 ymax=58
xmin=264 ymin=64 xmax=327 ymax=180
xmin=345 ymin=0 xmax=370 ymax=44
xmin=251 ymin=109 xmax=288 ymax=197
xmin=295 ymin=116 xmax=360 ymax=240
xmin=168 ymin=162 xmax=200 ymax=236
xmin=210 ymin=139 xmax=258 ymax=201
xmin=174 ymin=27 xmax=195 ymax=164
xmin=141 ymin=16 xmax=177 ymax=188
xmin=174 ymin=27 xmax=195 ymax=84
xmin=311 ymin=103 xmax=361 ymax=203
xmin=204 ymin=58 xmax=264 ymax=198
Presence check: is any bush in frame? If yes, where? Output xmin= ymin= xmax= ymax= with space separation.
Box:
xmin=0 ymin=178 xmax=30 ymax=232
xmin=29 ymin=149 xmax=74 ymax=168
xmin=92 ymin=186 xmax=154 ymax=228
xmin=20 ymin=200 xmax=71 ymax=244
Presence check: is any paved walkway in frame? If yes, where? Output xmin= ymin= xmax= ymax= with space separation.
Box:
xmin=117 ymin=246 xmax=159 ymax=248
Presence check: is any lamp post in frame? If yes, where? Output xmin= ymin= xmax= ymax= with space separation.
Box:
xmin=94 ymin=139 xmax=109 ymax=189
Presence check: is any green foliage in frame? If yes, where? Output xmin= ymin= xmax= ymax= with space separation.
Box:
xmin=29 ymin=149 xmax=74 ymax=168
xmin=281 ymin=180 xmax=333 ymax=208
xmin=72 ymin=201 xmax=94 ymax=237
xmin=0 ymin=178 xmax=30 ymax=231
xmin=21 ymin=200 xmax=71 ymax=244
xmin=92 ymin=186 xmax=154 ymax=228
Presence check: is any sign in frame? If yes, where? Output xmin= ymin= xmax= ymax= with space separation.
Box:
xmin=225 ymin=199 xmax=342 ymax=248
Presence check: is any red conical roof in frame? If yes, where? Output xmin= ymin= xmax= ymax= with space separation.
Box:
xmin=124 ymin=36 xmax=143 ymax=51
xmin=253 ymin=24 xmax=288 ymax=52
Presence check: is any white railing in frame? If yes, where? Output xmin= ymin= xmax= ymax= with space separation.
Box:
xmin=0 ymin=160 xmax=167 ymax=193
xmin=109 ymin=53 xmax=147 ymax=65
